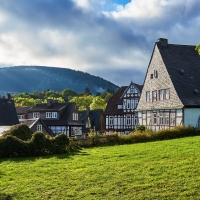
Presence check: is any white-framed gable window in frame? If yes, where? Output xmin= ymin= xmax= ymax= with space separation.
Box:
xmin=73 ymin=113 xmax=78 ymax=120
xmin=37 ymin=125 xmax=42 ymax=132
xmin=131 ymin=100 xmax=134 ymax=109
xmin=159 ymin=90 xmax=164 ymax=100
xmin=46 ymin=112 xmax=51 ymax=118
xmin=33 ymin=112 xmax=40 ymax=118
xmin=52 ymin=112 xmax=57 ymax=118
xmin=165 ymin=89 xmax=170 ymax=99
xmin=146 ymin=91 xmax=150 ymax=101
xmin=152 ymin=91 xmax=157 ymax=102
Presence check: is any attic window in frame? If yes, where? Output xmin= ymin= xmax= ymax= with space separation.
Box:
xmin=154 ymin=70 xmax=158 ymax=78
xmin=194 ymin=89 xmax=199 ymax=93
xmin=180 ymin=69 xmax=185 ymax=75
xmin=150 ymin=74 xmax=153 ymax=79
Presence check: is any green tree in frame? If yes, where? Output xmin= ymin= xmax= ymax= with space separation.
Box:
xmin=62 ymin=88 xmax=78 ymax=102
xmin=90 ymin=96 xmax=107 ymax=110
xmin=195 ymin=44 xmax=200 ymax=55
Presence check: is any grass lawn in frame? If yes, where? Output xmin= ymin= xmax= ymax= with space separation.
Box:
xmin=1 ymin=136 xmax=200 ymax=200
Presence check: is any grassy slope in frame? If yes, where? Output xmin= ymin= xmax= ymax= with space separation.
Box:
xmin=1 ymin=136 xmax=200 ymax=200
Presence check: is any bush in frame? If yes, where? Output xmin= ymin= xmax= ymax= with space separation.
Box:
xmin=135 ymin=125 xmax=146 ymax=132
xmin=54 ymin=134 xmax=70 ymax=154
xmin=30 ymin=132 xmax=48 ymax=156
xmin=0 ymin=135 xmax=28 ymax=158
xmin=4 ymin=124 xmax=32 ymax=141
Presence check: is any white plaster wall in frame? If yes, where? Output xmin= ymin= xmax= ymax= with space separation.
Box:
xmin=184 ymin=108 xmax=200 ymax=127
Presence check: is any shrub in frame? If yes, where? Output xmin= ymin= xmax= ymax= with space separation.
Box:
xmin=54 ymin=134 xmax=70 ymax=154
xmin=0 ymin=135 xmax=28 ymax=158
xmin=135 ymin=125 xmax=146 ymax=132
xmin=4 ymin=124 xmax=32 ymax=141
xmin=30 ymin=132 xmax=48 ymax=156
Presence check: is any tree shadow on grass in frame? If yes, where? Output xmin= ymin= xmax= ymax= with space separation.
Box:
xmin=0 ymin=193 xmax=15 ymax=200
xmin=0 ymin=149 xmax=90 ymax=163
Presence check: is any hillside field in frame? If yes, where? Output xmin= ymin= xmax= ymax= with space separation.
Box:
xmin=1 ymin=136 xmax=200 ymax=199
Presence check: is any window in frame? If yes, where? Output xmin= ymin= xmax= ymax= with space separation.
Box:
xmin=154 ymin=70 xmax=158 ymax=78
xmin=46 ymin=112 xmax=51 ymax=118
xmin=118 ymin=105 xmax=123 ymax=109
xmin=123 ymin=100 xmax=126 ymax=109
xmin=127 ymin=100 xmax=130 ymax=109
xmin=146 ymin=92 xmax=150 ymax=101
xmin=134 ymin=116 xmax=138 ymax=125
xmin=33 ymin=112 xmax=40 ymax=118
xmin=159 ymin=90 xmax=164 ymax=100
xmin=165 ymin=113 xmax=169 ymax=125
xmin=150 ymin=74 xmax=153 ymax=79
xmin=146 ymin=91 xmax=150 ymax=101
xmin=37 ymin=125 xmax=42 ymax=132
xmin=52 ymin=112 xmax=57 ymax=118
xmin=73 ymin=113 xmax=78 ymax=120
xmin=159 ymin=113 xmax=164 ymax=125
xmin=126 ymin=116 xmax=131 ymax=125
xmin=109 ymin=117 xmax=114 ymax=125
xmin=170 ymin=113 xmax=175 ymax=126
xmin=152 ymin=91 xmax=157 ymax=101
xmin=135 ymin=100 xmax=138 ymax=108
xmin=153 ymin=113 xmax=157 ymax=124
xmin=165 ymin=89 xmax=170 ymax=99
xmin=48 ymin=126 xmax=66 ymax=135
xmin=131 ymin=100 xmax=134 ymax=109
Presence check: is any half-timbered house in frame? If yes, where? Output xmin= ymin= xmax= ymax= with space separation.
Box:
xmin=104 ymin=82 xmax=142 ymax=134
xmin=137 ymin=38 xmax=200 ymax=130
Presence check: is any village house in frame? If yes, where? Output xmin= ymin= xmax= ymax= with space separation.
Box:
xmin=79 ymin=107 xmax=105 ymax=136
xmin=136 ymin=38 xmax=200 ymax=130
xmin=0 ymin=94 xmax=20 ymax=135
xmin=104 ymin=82 xmax=142 ymax=134
xmin=17 ymin=100 xmax=84 ymax=137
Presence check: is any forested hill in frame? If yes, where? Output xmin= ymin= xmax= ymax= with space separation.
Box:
xmin=0 ymin=66 xmax=119 ymax=95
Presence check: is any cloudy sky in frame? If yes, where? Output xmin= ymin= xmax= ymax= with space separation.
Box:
xmin=0 ymin=0 xmax=200 ymax=86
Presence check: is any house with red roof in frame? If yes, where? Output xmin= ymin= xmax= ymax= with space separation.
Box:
xmin=104 ymin=82 xmax=142 ymax=134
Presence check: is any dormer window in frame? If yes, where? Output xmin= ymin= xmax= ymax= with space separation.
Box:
xmin=33 ymin=112 xmax=40 ymax=118
xmin=52 ymin=112 xmax=57 ymax=118
xmin=46 ymin=112 xmax=51 ymax=118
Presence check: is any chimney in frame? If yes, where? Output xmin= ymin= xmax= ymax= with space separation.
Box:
xmin=7 ymin=93 xmax=11 ymax=100
xmin=157 ymin=38 xmax=168 ymax=46
xmin=86 ymin=106 xmax=90 ymax=116
xmin=47 ymin=99 xmax=53 ymax=107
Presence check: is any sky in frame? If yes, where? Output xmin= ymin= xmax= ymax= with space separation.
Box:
xmin=0 ymin=0 xmax=200 ymax=87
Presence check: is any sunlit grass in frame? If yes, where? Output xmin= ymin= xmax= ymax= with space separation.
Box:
xmin=1 ymin=136 xmax=200 ymax=199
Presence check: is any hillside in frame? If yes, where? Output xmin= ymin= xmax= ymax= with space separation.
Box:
xmin=0 ymin=66 xmax=119 ymax=94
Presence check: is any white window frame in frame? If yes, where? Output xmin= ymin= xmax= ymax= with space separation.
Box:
xmin=126 ymin=116 xmax=131 ymax=125
xmin=159 ymin=90 xmax=164 ymax=101
xmin=33 ymin=112 xmax=40 ymax=118
xmin=165 ymin=89 xmax=170 ymax=100
xmin=127 ymin=100 xmax=130 ymax=109
xmin=37 ymin=125 xmax=42 ymax=132
xmin=52 ymin=112 xmax=57 ymax=118
xmin=152 ymin=91 xmax=157 ymax=102
xmin=109 ymin=117 xmax=114 ymax=125
xmin=146 ymin=91 xmax=150 ymax=101
xmin=46 ymin=112 xmax=51 ymax=118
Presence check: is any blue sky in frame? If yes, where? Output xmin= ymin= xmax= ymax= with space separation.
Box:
xmin=0 ymin=0 xmax=200 ymax=86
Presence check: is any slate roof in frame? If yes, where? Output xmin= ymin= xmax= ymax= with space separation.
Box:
xmin=157 ymin=40 xmax=200 ymax=107
xmin=0 ymin=99 xmax=19 ymax=126
xmin=27 ymin=103 xmax=67 ymax=112
xmin=16 ymin=106 xmax=32 ymax=114
xmin=42 ymin=102 xmax=83 ymax=126
xmin=104 ymin=86 xmax=127 ymax=115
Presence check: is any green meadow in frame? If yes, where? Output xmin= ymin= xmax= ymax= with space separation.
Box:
xmin=1 ymin=136 xmax=200 ymax=200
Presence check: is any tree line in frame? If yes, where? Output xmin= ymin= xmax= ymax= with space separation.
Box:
xmin=9 ymin=88 xmax=114 ymax=110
